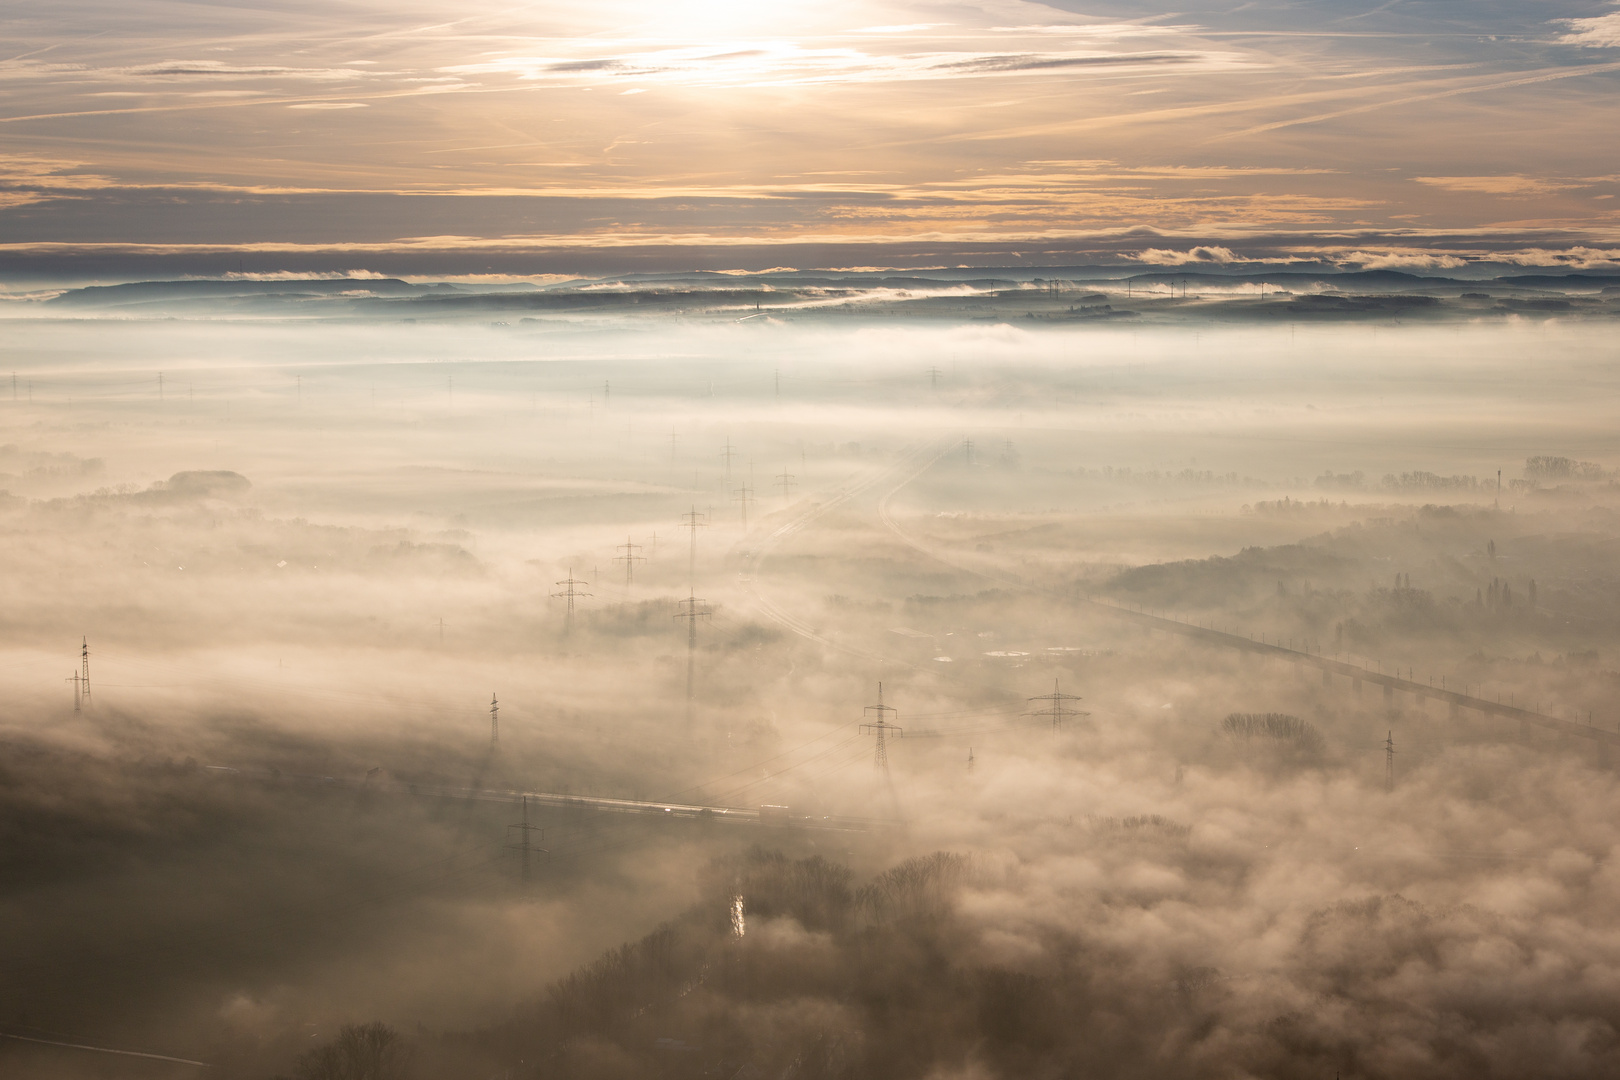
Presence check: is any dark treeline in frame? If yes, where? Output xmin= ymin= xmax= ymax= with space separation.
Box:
xmin=452 ymin=850 xmax=975 ymax=1080
xmin=314 ymin=843 xmax=1620 ymax=1080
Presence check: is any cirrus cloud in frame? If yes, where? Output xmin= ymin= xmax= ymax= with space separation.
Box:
xmin=1558 ymin=6 xmax=1620 ymax=48
xmin=1414 ymin=175 xmax=1586 ymax=196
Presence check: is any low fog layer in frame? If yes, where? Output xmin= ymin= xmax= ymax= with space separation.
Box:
xmin=4 ymin=303 xmax=1620 ymax=1078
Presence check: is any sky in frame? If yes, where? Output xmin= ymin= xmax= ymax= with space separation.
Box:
xmin=3 ymin=0 xmax=1620 ymax=275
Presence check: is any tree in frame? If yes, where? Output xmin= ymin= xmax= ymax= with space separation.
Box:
xmin=294 ymin=1022 xmax=409 ymax=1080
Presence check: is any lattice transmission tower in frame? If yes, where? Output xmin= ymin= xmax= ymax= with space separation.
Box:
xmin=551 ymin=569 xmax=592 ymax=633
xmin=860 ymin=683 xmax=903 ymax=770
xmin=680 ymin=506 xmax=708 ymax=587
xmin=614 ymin=535 xmax=646 ymax=588
xmin=1027 ymin=679 xmax=1087 ymax=732
xmin=507 ymin=796 xmax=547 ymax=883
xmin=675 ymin=591 xmax=712 ymax=725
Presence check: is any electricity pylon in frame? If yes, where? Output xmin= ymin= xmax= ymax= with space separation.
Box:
xmin=78 ymin=638 xmax=92 ymax=707
xmin=551 ymin=569 xmax=591 ymax=632
xmin=860 ymin=683 xmax=903 ymax=770
xmin=614 ymin=535 xmax=645 ymax=587
xmin=67 ymin=638 xmax=93 ymax=711
xmin=675 ymin=591 xmax=712 ymax=725
xmin=1028 ymin=679 xmax=1087 ymax=732
xmin=720 ymin=437 xmax=738 ymax=492
xmin=680 ymin=506 xmax=707 ymax=587
xmin=506 ymin=796 xmax=547 ymax=883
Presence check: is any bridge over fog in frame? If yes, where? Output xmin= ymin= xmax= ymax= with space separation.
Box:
xmin=203 ymin=764 xmax=886 ymax=831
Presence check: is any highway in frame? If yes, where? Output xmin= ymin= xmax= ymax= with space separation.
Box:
xmin=1084 ymin=598 xmax=1620 ymax=746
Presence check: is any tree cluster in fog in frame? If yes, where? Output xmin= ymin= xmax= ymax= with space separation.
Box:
xmin=416 ymin=830 xmax=1620 ymax=1080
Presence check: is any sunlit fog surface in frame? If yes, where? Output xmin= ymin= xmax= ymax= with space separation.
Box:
xmin=5 ymin=305 xmax=1620 ymax=1077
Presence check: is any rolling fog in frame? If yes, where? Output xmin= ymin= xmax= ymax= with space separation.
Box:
xmin=6 ymin=307 xmax=1620 ymax=1078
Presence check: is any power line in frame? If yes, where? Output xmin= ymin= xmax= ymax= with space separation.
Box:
xmin=1385 ymin=730 xmax=1396 ymax=792
xmin=733 ymin=484 xmax=755 ymax=529
xmin=774 ymin=469 xmax=796 ymax=505
xmin=490 ymin=693 xmax=500 ymax=750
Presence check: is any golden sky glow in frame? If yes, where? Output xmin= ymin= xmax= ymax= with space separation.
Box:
xmin=2 ymin=0 xmax=1619 ymax=270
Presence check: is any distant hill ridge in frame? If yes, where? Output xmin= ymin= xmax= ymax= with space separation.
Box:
xmin=47 ymin=278 xmax=440 ymax=304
